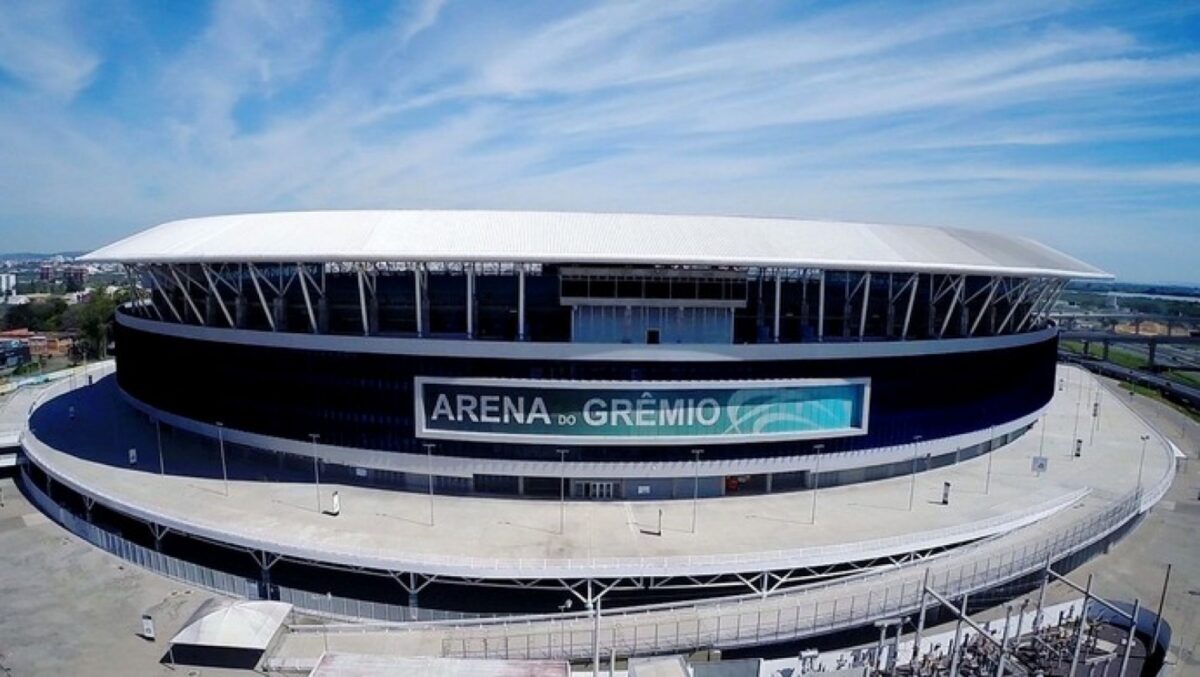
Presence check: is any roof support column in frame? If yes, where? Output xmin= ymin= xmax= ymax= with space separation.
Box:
xmin=247 ymin=264 xmax=275 ymax=331
xmin=901 ymin=273 xmax=919 ymax=341
xmin=969 ymin=277 xmax=999 ymax=336
xmin=857 ymin=271 xmax=871 ymax=341
xmin=146 ymin=267 xmax=182 ymax=324
xmin=356 ymin=267 xmax=370 ymax=336
xmin=169 ymin=265 xmax=205 ymax=326
xmin=1016 ymin=279 xmax=1052 ymax=333
xmin=466 ymin=265 xmax=475 ymax=339
xmin=297 ymin=263 xmax=318 ymax=334
xmin=517 ymin=264 xmax=526 ymax=341
xmin=997 ymin=279 xmax=1030 ymax=334
xmin=414 ymin=264 xmax=425 ymax=337
xmin=201 ymin=264 xmax=235 ymax=328
xmin=772 ymin=272 xmax=782 ymax=342
xmin=938 ymin=275 xmax=965 ymax=339
xmin=817 ymin=270 xmax=825 ymax=343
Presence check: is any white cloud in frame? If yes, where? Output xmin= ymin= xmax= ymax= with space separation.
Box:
xmin=0 ymin=1 xmax=98 ymax=98
xmin=0 ymin=0 xmax=1197 ymax=281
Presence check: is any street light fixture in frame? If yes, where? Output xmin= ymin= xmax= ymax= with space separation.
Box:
xmin=690 ymin=449 xmax=704 ymax=534
xmin=155 ymin=418 xmax=165 ymax=477
xmin=908 ymin=435 xmax=923 ymax=511
xmin=1137 ymin=434 xmax=1150 ymax=493
xmin=216 ymin=421 xmax=229 ymax=496
xmin=422 ymin=442 xmax=436 ymax=526
xmin=309 ymin=433 xmax=321 ymax=513
xmin=556 ymin=449 xmax=570 ymax=534
xmin=810 ymin=443 xmax=825 ymax=524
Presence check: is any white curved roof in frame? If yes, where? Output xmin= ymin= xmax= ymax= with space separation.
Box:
xmin=81 ymin=210 xmax=1108 ymax=278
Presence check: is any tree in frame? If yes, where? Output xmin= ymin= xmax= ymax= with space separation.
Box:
xmin=0 ymin=298 xmax=67 ymax=331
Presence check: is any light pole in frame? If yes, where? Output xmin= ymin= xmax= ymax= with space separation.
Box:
xmin=907 ymin=435 xmax=922 ymax=511
xmin=216 ymin=421 xmax=229 ymax=496
xmin=985 ymin=424 xmax=995 ymax=495
xmin=422 ymin=442 xmax=436 ymax=526
xmin=309 ymin=433 xmax=321 ymax=513
xmin=810 ymin=443 xmax=825 ymax=524
xmin=1038 ymin=413 xmax=1047 ymax=457
xmin=557 ymin=449 xmax=569 ymax=534
xmin=156 ymin=419 xmax=165 ymax=476
xmin=1137 ymin=434 xmax=1150 ymax=493
xmin=690 ymin=449 xmax=704 ymax=534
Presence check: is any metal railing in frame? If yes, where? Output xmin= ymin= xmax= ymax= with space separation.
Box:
xmin=438 ymin=486 xmax=1159 ymax=660
xmin=18 ymin=467 xmax=260 ymax=600
xmin=428 ymin=428 xmax=1177 ymax=661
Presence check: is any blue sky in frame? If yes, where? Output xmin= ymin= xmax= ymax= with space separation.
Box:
xmin=0 ymin=1 xmax=1197 ymax=282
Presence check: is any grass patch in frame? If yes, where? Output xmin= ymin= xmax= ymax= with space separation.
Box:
xmin=1118 ymin=381 xmax=1200 ymax=424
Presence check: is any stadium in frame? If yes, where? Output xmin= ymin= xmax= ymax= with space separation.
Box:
xmin=15 ymin=211 xmax=1176 ymax=659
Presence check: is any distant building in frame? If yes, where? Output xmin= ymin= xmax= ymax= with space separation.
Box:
xmin=0 ymin=272 xmax=15 ymax=299
xmin=0 ymin=338 xmax=30 ymax=374
xmin=64 ymin=265 xmax=88 ymax=286
xmin=0 ymin=329 xmax=74 ymax=359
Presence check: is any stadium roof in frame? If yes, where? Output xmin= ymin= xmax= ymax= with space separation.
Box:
xmin=81 ymin=210 xmax=1109 ymax=279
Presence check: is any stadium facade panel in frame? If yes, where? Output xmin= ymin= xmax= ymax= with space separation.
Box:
xmin=85 ymin=210 xmax=1107 ymax=500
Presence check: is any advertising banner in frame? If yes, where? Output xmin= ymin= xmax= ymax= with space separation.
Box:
xmin=415 ymin=377 xmax=869 ymax=445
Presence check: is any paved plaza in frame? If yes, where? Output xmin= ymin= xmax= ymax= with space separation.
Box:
xmin=21 ymin=365 xmax=1170 ymax=576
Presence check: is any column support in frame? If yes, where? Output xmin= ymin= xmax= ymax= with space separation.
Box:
xmin=901 ymin=273 xmax=919 ymax=340
xmin=817 ymin=270 xmax=825 ymax=342
xmin=857 ymin=271 xmax=871 ymax=341
xmin=517 ymin=265 xmax=527 ymax=341
xmin=466 ymin=265 xmax=476 ymax=339
xmin=773 ymin=272 xmax=782 ymax=342
xmin=356 ymin=267 xmax=370 ymax=336
xmin=414 ymin=264 xmax=425 ymax=337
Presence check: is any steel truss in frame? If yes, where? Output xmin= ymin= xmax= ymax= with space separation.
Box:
xmin=127 ymin=263 xmax=1068 ymax=343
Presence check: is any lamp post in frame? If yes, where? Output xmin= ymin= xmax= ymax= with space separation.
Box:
xmin=557 ymin=449 xmax=570 ymax=534
xmin=155 ymin=419 xmax=165 ymax=477
xmin=422 ymin=442 xmax=436 ymax=526
xmin=1138 ymin=434 xmax=1150 ymax=494
xmin=985 ymin=424 xmax=995 ymax=495
xmin=690 ymin=449 xmax=704 ymax=534
xmin=907 ymin=435 xmax=923 ymax=511
xmin=309 ymin=433 xmax=321 ymax=513
xmin=216 ymin=421 xmax=229 ymax=496
xmin=810 ymin=443 xmax=825 ymax=524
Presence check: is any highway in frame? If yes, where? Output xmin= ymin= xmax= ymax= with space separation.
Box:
xmin=1059 ymin=352 xmax=1200 ymax=409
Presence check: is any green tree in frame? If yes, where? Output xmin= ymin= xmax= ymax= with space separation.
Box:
xmin=0 ymin=298 xmax=67 ymax=331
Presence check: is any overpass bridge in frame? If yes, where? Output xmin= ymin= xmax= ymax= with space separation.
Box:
xmin=1052 ymin=312 xmax=1200 ymax=333
xmin=1058 ymin=330 xmax=1200 ymax=370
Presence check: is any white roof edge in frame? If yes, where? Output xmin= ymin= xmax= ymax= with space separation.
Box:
xmin=79 ymin=209 xmax=1112 ymax=279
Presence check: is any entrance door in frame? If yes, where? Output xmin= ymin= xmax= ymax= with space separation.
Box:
xmin=574 ymin=481 xmax=616 ymax=499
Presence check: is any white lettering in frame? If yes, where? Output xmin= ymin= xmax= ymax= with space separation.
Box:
xmin=528 ymin=397 xmax=551 ymax=425
xmin=695 ymin=397 xmax=720 ymax=426
xmin=503 ymin=397 xmax=525 ymax=424
xmin=583 ymin=398 xmax=606 ymax=426
xmin=480 ymin=395 xmax=501 ymax=423
xmin=431 ymin=394 xmax=454 ymax=421
xmin=636 ymin=394 xmax=657 ymax=426
xmin=660 ymin=399 xmax=685 ymax=426
xmin=610 ymin=398 xmax=634 ymax=427
xmin=455 ymin=394 xmax=478 ymax=422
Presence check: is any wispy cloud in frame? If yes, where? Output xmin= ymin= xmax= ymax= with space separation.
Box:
xmin=0 ymin=1 xmax=98 ymax=97
xmin=0 ymin=0 xmax=1197 ymax=281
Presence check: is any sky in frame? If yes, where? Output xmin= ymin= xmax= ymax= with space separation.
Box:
xmin=0 ymin=1 xmax=1197 ymax=283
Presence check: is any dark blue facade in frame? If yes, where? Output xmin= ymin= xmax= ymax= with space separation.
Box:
xmin=114 ymin=315 xmax=1057 ymax=464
